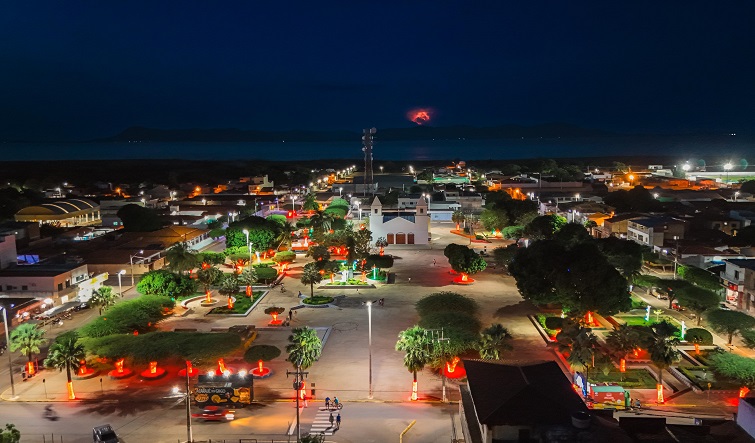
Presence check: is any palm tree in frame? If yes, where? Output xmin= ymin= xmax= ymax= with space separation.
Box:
xmin=557 ymin=324 xmax=597 ymax=379
xmin=196 ymin=266 xmax=223 ymax=301
xmin=452 ymin=210 xmax=466 ymax=231
xmin=90 ymin=286 xmax=116 ymax=315
xmin=477 ymin=324 xmax=513 ymax=360
xmin=300 ymin=263 xmax=323 ymax=297
xmin=9 ymin=323 xmax=45 ymax=364
xmin=646 ymin=323 xmax=680 ymax=402
xmin=239 ymin=267 xmax=257 ymax=296
xmin=165 ymin=242 xmax=199 ymax=275
xmin=275 ymin=221 xmax=296 ymax=250
xmin=395 ymin=326 xmax=432 ymax=401
xmin=286 ymin=327 xmax=322 ymax=370
xmin=606 ymin=324 xmax=641 ymax=362
xmin=375 ymin=237 xmax=388 ymax=256
xmin=218 ymin=273 xmax=239 ymax=306
xmin=44 ymin=333 xmax=86 ymax=400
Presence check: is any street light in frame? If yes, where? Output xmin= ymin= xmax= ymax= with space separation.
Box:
xmin=380 ymin=166 xmax=384 ymax=174
xmin=366 ymin=301 xmax=373 ymax=399
xmin=724 ymin=162 xmax=733 ymax=184
xmin=117 ymin=269 xmax=126 ymax=297
xmin=682 ymin=163 xmax=691 ymax=172
xmin=735 ymin=191 xmax=740 ymax=202
xmin=339 ymin=187 xmax=343 ymax=197
xmin=242 ymin=229 xmax=252 ymax=267
xmin=130 ymin=250 xmax=144 ymax=286
xmin=355 ymin=201 xmax=361 ymax=221
xmin=0 ymin=306 xmax=16 ymax=398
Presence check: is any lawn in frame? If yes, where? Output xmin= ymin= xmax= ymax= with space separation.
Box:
xmin=630 ymin=294 xmax=646 ymax=310
xmin=208 ymin=291 xmax=265 ymax=314
xmin=302 ymin=296 xmax=334 ymax=305
xmin=82 ymin=331 xmax=242 ymax=363
xmin=325 ymin=279 xmax=369 ymax=286
xmin=679 ymin=366 xmax=741 ymax=390
xmin=590 ymin=368 xmax=658 ymax=389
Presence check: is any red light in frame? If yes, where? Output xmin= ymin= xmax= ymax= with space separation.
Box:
xmin=741 ymin=387 xmax=750 ymax=398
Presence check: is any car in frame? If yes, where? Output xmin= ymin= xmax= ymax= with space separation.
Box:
xmin=93 ymin=424 xmax=119 ymax=442
xmin=719 ymin=303 xmax=732 ymax=311
xmin=192 ymin=405 xmax=235 ymax=422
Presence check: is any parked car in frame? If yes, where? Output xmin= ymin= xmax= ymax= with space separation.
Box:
xmin=93 ymin=424 xmax=119 ymax=442
xmin=192 ymin=405 xmax=235 ymax=422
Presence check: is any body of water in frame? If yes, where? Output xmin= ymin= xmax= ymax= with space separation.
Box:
xmin=1 ymin=134 xmax=753 ymax=161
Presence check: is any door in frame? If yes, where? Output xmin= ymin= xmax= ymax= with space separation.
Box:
xmin=407 ymin=233 xmax=415 ymax=244
xmin=396 ymin=233 xmax=406 ymax=244
xmin=387 ymin=233 xmax=394 ymax=244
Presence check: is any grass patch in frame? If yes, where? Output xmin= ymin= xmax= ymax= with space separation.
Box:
xmin=325 ymin=279 xmax=369 ymax=286
xmin=416 ymin=292 xmax=479 ymax=317
xmin=590 ymin=368 xmax=658 ymax=389
xmin=630 ymin=294 xmax=645 ymax=310
xmin=536 ymin=314 xmax=561 ymax=337
xmin=244 ymin=345 xmax=281 ymax=363
xmin=209 ymin=291 xmax=265 ymax=314
xmin=679 ymin=366 xmax=741 ymax=390
xmin=303 ymin=296 xmax=334 ymax=305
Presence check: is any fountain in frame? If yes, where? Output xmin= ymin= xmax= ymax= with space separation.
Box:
xmin=140 ymin=361 xmax=167 ymax=379
xmin=251 ymin=359 xmax=271 ymax=378
xmin=108 ymin=359 xmax=133 ymax=379
xmin=178 ymin=360 xmax=199 ymax=377
xmin=75 ymin=359 xmax=98 ymax=379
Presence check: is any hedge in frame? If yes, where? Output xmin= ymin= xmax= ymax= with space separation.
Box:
xmin=685 ymin=328 xmax=713 ymax=345
xmin=81 ymin=295 xmax=174 ymax=338
xmin=416 ymin=292 xmax=479 ymax=317
xmin=254 ymin=265 xmax=278 ymax=283
xmin=244 ymin=345 xmax=281 ymax=363
xmin=272 ymin=251 xmax=296 ymax=264
xmin=82 ymin=331 xmax=241 ymax=363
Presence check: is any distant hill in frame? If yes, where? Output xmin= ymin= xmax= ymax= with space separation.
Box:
xmin=97 ymin=123 xmax=615 ymax=143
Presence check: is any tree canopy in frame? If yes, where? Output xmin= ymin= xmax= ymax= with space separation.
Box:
xmin=524 ymin=214 xmax=567 ymax=240
xmin=137 ymin=270 xmax=196 ymax=298
xmin=116 ymin=204 xmax=163 ymax=232
xmin=443 ymin=243 xmax=487 ymax=276
xmin=706 ymin=309 xmax=755 ymax=345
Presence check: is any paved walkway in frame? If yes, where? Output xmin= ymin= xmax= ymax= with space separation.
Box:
xmin=308 ymin=406 xmax=342 ymax=436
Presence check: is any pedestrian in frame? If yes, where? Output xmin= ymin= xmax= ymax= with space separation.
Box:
xmin=288 ymin=310 xmax=293 ymax=321
xmin=329 ymin=412 xmax=334 ymax=428
xmin=433 ymin=259 xmax=436 ymax=266
xmin=336 ymin=413 xmax=341 ymax=429
xmin=303 ymin=393 xmax=308 ymax=408
xmin=408 ymin=277 xmax=412 ymax=283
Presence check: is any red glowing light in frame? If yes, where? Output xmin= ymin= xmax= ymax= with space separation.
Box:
xmin=657 ymin=384 xmax=664 ymax=403
xmin=741 ymin=386 xmax=750 ymax=398
xmin=620 ymin=358 xmax=626 ymax=373
xmin=694 ymin=343 xmax=700 ymax=354
xmin=407 ymin=109 xmax=432 ymax=125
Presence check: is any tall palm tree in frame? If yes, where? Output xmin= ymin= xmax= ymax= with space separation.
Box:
xmin=9 ymin=323 xmax=45 ymax=364
xmin=646 ymin=324 xmax=680 ymax=402
xmin=90 ymin=286 xmax=116 ymax=315
xmin=275 ymin=221 xmax=296 ymax=250
xmin=606 ymin=324 xmax=641 ymax=362
xmin=286 ymin=327 xmax=322 ymax=370
xmin=300 ymin=263 xmax=323 ymax=297
xmin=239 ymin=267 xmax=257 ymax=296
xmin=196 ymin=266 xmax=223 ymax=300
xmin=218 ymin=273 xmax=239 ymax=305
xmin=396 ymin=326 xmax=432 ymax=401
xmin=165 ymin=242 xmax=199 ymax=275
xmin=477 ymin=324 xmax=513 ymax=360
xmin=44 ymin=333 xmax=86 ymax=400
xmin=559 ymin=325 xmax=597 ymax=378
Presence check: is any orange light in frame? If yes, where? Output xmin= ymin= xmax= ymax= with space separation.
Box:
xmin=446 ymin=356 xmax=460 ymax=374
xmin=740 ymin=387 xmax=750 ymax=398
xmin=205 ymin=291 xmax=212 ymax=303
xmin=272 ymin=312 xmax=278 ymax=322
xmin=657 ymin=384 xmax=664 ymax=403
xmin=67 ymin=381 xmax=76 ymax=400
xmin=694 ymin=343 xmax=700 ymax=354
xmin=26 ymin=361 xmax=36 ymax=376
xmin=150 ymin=361 xmax=158 ymax=374
xmin=461 ymin=273 xmax=468 ymax=282
xmin=228 ymin=298 xmax=234 ymax=309
xmin=411 ymin=381 xmax=418 ymax=401
xmin=586 ymin=311 xmax=593 ymax=324
xmin=115 ymin=359 xmax=125 ymax=374
xmin=78 ymin=360 xmax=87 ymax=376
xmin=246 ymin=285 xmax=251 ymax=296
xmin=633 ymin=348 xmax=639 ymax=358
xmin=620 ymin=358 xmax=626 ymax=373
xmin=217 ymin=358 xmax=227 ymax=374
xmin=258 ymin=360 xmax=263 ymax=373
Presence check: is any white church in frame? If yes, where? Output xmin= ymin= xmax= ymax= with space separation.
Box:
xmin=367 ymin=196 xmax=430 ymax=245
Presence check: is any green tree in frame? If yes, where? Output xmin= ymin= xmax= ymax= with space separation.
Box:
xmin=557 ymin=321 xmax=597 ymax=376
xmin=300 ymin=263 xmax=323 ymax=297
xmin=197 ymin=251 xmax=226 ymax=266
xmin=706 ymin=309 xmax=755 ymax=345
xmin=709 ymin=352 xmax=755 ymax=387
xmin=351 ymin=227 xmax=373 ymax=260
xmin=375 ymin=237 xmax=389 ymax=255
xmin=395 ymin=326 xmax=432 ymax=400
xmin=676 ymin=286 xmax=720 ymax=326
xmin=272 ymin=250 xmax=296 ymax=265
xmin=44 ymin=333 xmax=86 ymax=400
xmin=9 ymin=323 xmax=45 ymax=364
xmin=676 ymin=265 xmax=722 ymax=292
xmin=116 ymin=204 xmax=163 ymax=232
xmin=477 ymin=324 xmax=512 ymax=360
xmin=0 ymin=423 xmax=20 ymax=443
xmin=596 ymin=237 xmax=644 ymax=279
xmin=554 ymin=223 xmax=591 ymax=249
xmin=646 ymin=324 xmax=680 ymax=392
xmin=165 ymin=242 xmax=199 ymax=274
xmin=137 ymin=270 xmax=196 ymax=297
xmin=364 ymin=254 xmax=394 ymax=272
xmin=443 ymin=243 xmax=487 ymax=277
xmin=301 ymin=193 xmax=319 ymax=211
xmin=239 ymin=267 xmax=257 ymax=296
xmin=524 ymin=214 xmax=567 ymax=240
xmin=218 ymin=273 xmax=239 ymax=302
xmin=451 ymin=210 xmax=466 ymax=230
xmin=492 ymin=244 xmax=518 ymax=269
xmin=196 ymin=266 xmax=223 ymax=295
xmin=286 ymin=327 xmax=322 ymax=370
xmin=306 ymin=245 xmax=331 ymax=262
xmin=298 ymin=434 xmax=325 ymax=443
xmin=606 ymin=324 xmax=642 ymax=363
xmin=480 ymin=208 xmax=508 ymax=233
xmin=90 ymin=286 xmax=116 ymax=315
xmin=273 ymin=220 xmax=296 ymax=250
xmin=226 ymin=216 xmax=279 ymax=250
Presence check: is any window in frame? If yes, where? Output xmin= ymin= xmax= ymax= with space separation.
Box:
xmin=21 ymin=285 xmax=28 ymax=291
xmin=735 ymin=271 xmax=740 ymax=280
xmin=58 ymin=283 xmax=63 ymax=291
xmin=374 ymin=208 xmax=378 ymax=214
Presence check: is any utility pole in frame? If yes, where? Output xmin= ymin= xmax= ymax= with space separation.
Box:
xmin=287 ymin=363 xmax=309 ymax=442
xmin=185 ymin=360 xmax=193 ymax=443
xmin=426 ymin=328 xmax=450 ymax=403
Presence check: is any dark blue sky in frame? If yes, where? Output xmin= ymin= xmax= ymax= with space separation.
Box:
xmin=2 ymin=1 xmax=755 ymax=141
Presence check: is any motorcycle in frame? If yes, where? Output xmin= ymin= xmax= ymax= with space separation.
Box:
xmin=44 ymin=406 xmax=59 ymax=421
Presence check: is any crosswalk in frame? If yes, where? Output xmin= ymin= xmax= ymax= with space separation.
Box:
xmin=308 ymin=406 xmax=341 ymax=436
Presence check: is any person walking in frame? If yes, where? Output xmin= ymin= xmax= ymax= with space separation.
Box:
xmin=288 ymin=309 xmax=293 ymax=322
xmin=433 ymin=259 xmax=436 ymax=266
xmin=336 ymin=413 xmax=341 ymax=429
xmin=329 ymin=412 xmax=334 ymax=428
xmin=325 ymin=396 xmax=331 ymax=410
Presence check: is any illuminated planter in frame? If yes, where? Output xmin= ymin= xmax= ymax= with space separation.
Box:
xmin=67 ymin=381 xmax=76 ymax=400
xmin=453 ymin=273 xmax=475 ymax=285
xmin=108 ymin=359 xmax=133 ymax=379
xmin=200 ymin=291 xmax=218 ymax=306
xmin=140 ymin=361 xmax=167 ymax=379
xmin=411 ymin=381 xmax=418 ymax=401
xmin=741 ymin=387 xmax=750 ymax=398
xmin=269 ymin=312 xmax=283 ymax=326
xmin=656 ymin=384 xmax=664 ymax=403
xmin=251 ymin=360 xmax=271 ymax=378
xmin=178 ymin=360 xmax=198 ymax=377
xmin=75 ymin=359 xmax=99 ymax=380
xmin=216 ymin=358 xmax=233 ymax=375
xmin=443 ymin=357 xmax=466 ymax=379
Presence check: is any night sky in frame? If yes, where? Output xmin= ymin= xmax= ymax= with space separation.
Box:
xmin=2 ymin=1 xmax=755 ymax=141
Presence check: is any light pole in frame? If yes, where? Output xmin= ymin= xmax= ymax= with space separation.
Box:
xmin=242 ymin=229 xmax=252 ymax=268
xmin=735 ymin=191 xmax=740 ymax=202
xmin=117 ymin=269 xmax=126 ymax=297
xmin=291 ymin=195 xmax=297 ymax=213
xmin=355 ymin=201 xmax=361 ymax=221
xmin=0 ymin=306 xmax=15 ymax=398
xmin=724 ymin=162 xmax=733 ymax=185
xmin=130 ymin=250 xmax=144 ymax=287
xmin=339 ymin=187 xmax=343 ymax=197
xmin=367 ymin=301 xmax=373 ymax=399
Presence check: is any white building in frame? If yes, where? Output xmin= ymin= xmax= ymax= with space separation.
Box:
xmin=368 ymin=197 xmax=430 ymax=245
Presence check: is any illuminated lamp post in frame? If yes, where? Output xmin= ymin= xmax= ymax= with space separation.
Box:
xmin=117 ymin=269 xmax=126 ymax=297
xmin=242 ymin=230 xmax=252 ymax=269
xmin=645 ymin=305 xmax=651 ymax=322
xmin=339 ymin=187 xmax=343 ymax=197
xmin=628 ymin=174 xmax=634 ymax=186
xmin=724 ymin=162 xmax=733 ymax=184
xmin=291 ymin=195 xmax=297 ymax=214
xmin=355 ymin=201 xmax=361 ymax=221
xmin=735 ymin=191 xmax=740 ymax=202
xmin=0 ymin=306 xmax=15 ymax=398
xmin=366 ymin=301 xmax=373 ymax=399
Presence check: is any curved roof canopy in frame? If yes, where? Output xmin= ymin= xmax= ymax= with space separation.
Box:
xmin=16 ymin=198 xmax=98 ymax=216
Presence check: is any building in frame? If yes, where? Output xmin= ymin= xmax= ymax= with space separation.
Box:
xmin=444 ymin=190 xmax=485 ymax=212
xmin=0 ymin=262 xmax=89 ymax=302
xmin=247 ymin=175 xmax=275 ymax=194
xmin=0 ymin=234 xmax=16 ymax=269
xmin=99 ymin=199 xmax=146 ymax=227
xmin=627 ymin=217 xmax=686 ymax=249
xmin=720 ymin=259 xmax=755 ymax=310
xmin=460 ymin=360 xmax=626 ymax=443
xmin=14 ymin=198 xmax=101 ymax=227
xmin=368 ymin=196 xmax=430 ymax=245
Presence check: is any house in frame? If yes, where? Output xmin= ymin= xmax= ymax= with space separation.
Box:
xmin=627 ymin=217 xmax=686 ymax=249
xmin=720 ymin=259 xmax=755 ymax=311
xmin=368 ymin=196 xmax=429 ymax=245
xmin=460 ymin=360 xmax=627 ymax=443
xmin=247 ymin=175 xmax=275 ymax=194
